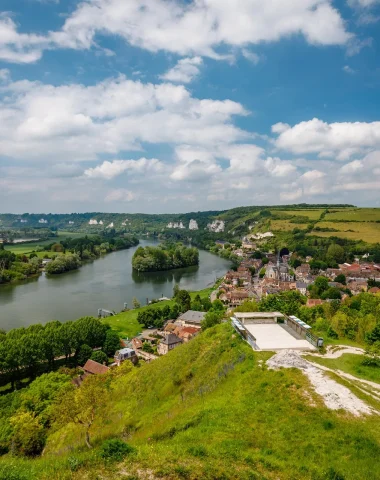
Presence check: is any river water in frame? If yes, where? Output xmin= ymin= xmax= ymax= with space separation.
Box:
xmin=0 ymin=240 xmax=231 ymax=330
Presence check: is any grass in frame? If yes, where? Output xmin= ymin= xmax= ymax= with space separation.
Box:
xmin=4 ymin=231 xmax=85 ymax=255
xmin=3 ymin=323 xmax=380 ymax=479
xmin=102 ymin=283 xmax=219 ymax=338
xmin=271 ymin=209 xmax=324 ymax=221
xmin=324 ymin=208 xmax=380 ymax=222
xmin=311 ymin=221 xmax=380 ymax=243
xmin=270 ymin=219 xmax=309 ymax=232
xmin=305 ymin=353 xmax=380 ymax=384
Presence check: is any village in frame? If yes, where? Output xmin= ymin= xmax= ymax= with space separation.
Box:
xmin=77 ymin=233 xmax=380 ymax=381
xmin=213 ymin=235 xmax=380 ymax=307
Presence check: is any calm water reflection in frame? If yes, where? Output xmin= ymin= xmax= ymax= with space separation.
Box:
xmin=0 ymin=239 xmax=231 ymax=330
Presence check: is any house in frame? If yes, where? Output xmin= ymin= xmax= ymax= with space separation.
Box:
xmin=296 ymin=264 xmax=311 ymax=278
xmin=114 ymin=348 xmax=138 ymax=366
xmin=242 ymin=241 xmax=256 ymax=250
xmin=132 ymin=337 xmax=143 ymax=350
xmin=174 ymin=326 xmax=200 ymax=342
xmin=177 ymin=310 xmax=206 ymax=327
xmin=157 ymin=333 xmax=182 ymax=355
xmin=296 ymin=281 xmax=308 ymax=295
xmin=306 ymin=299 xmax=324 ymax=308
xmin=164 ymin=322 xmax=177 ymax=333
xmin=83 ymin=359 xmax=109 ymax=375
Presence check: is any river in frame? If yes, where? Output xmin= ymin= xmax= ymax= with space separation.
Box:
xmin=0 ymin=239 xmax=231 ymax=330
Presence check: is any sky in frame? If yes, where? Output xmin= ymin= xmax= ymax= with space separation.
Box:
xmin=0 ymin=0 xmax=380 ymax=214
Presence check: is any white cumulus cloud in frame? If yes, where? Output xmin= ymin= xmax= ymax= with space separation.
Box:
xmin=0 ymin=0 xmax=353 ymax=63
xmin=160 ymin=57 xmax=203 ymax=83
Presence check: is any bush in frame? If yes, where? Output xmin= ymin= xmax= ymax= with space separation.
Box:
xmin=99 ymin=438 xmax=135 ymax=462
xmin=91 ymin=350 xmax=108 ymax=365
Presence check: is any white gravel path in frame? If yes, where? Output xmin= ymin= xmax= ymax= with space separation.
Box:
xmin=267 ymin=350 xmax=374 ymax=416
xmin=311 ymin=345 xmax=365 ymax=359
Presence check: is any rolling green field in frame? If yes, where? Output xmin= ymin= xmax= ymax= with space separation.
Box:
xmin=271 ymin=209 xmax=324 ymax=220
xmin=1 ymin=324 xmax=379 ymax=480
xmin=270 ymin=219 xmax=309 ymax=232
xmin=3 ymin=231 xmax=87 ymax=255
xmin=311 ymin=221 xmax=380 ymax=243
xmin=324 ymin=208 xmax=380 ymax=222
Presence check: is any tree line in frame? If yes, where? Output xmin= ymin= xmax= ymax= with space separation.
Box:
xmin=0 ymin=316 xmax=121 ymax=390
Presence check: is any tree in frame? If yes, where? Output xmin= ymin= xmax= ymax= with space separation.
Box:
xmin=20 ymin=371 xmax=71 ymax=426
xmin=102 ymin=330 xmax=120 ymax=357
xmin=142 ymin=342 xmax=154 ymax=353
xmin=366 ymin=324 xmax=380 ymax=345
xmin=210 ymin=299 xmax=224 ymax=312
xmin=77 ymin=344 xmax=93 ymax=366
xmin=321 ymin=287 xmax=341 ymax=300
xmin=54 ymin=375 xmax=110 ymax=448
xmin=173 ymin=284 xmax=180 ymax=299
xmin=290 ymin=258 xmax=302 ymax=269
xmin=176 ymin=290 xmax=191 ymax=312
xmin=326 ymin=244 xmax=345 ymax=264
xmin=91 ymin=350 xmax=108 ymax=365
xmin=132 ymin=297 xmax=141 ymax=309
xmin=309 ymin=276 xmax=329 ymax=298
xmin=259 ymin=268 xmax=266 ymax=278
xmin=10 ymin=411 xmax=45 ymax=457
xmin=201 ymin=311 xmax=223 ymax=330
xmin=334 ymin=274 xmax=346 ymax=285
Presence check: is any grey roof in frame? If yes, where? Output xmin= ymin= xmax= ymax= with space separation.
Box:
xmin=178 ymin=310 xmax=206 ymax=324
xmin=118 ymin=348 xmax=135 ymax=355
xmin=161 ymin=333 xmax=182 ymax=345
xmin=296 ymin=282 xmax=308 ymax=288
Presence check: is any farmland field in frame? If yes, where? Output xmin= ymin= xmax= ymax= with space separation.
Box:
xmin=271 ymin=209 xmax=324 ymax=220
xmin=270 ymin=219 xmax=309 ymax=231
xmin=324 ymin=208 xmax=380 ymax=222
xmin=311 ymin=221 xmax=380 ymax=243
xmin=3 ymin=231 xmax=85 ymax=255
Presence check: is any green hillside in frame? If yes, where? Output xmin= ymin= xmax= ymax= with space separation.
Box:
xmin=1 ymin=323 xmax=379 ymax=480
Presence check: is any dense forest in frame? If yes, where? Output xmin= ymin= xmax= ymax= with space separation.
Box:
xmin=132 ymin=242 xmax=199 ymax=272
xmin=0 ymin=249 xmax=40 ymax=284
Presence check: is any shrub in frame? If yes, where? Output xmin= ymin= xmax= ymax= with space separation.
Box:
xmin=68 ymin=456 xmax=83 ymax=472
xmin=99 ymin=438 xmax=135 ymax=462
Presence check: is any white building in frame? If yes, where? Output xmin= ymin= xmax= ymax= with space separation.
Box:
xmin=38 ymin=218 xmax=48 ymax=224
xmin=89 ymin=219 xmax=98 ymax=225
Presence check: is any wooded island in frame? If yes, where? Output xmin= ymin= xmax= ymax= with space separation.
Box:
xmin=132 ymin=242 xmax=199 ymax=272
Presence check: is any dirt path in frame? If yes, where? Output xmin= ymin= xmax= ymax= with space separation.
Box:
xmin=310 ymin=345 xmax=365 ymax=359
xmin=267 ymin=350 xmax=375 ymax=416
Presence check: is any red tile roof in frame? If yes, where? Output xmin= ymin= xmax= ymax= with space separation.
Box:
xmin=83 ymin=359 xmax=109 ymax=375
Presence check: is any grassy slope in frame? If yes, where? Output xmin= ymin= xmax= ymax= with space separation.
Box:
xmin=305 ymin=353 xmax=380 ymax=384
xmin=311 ymin=222 xmax=380 ymax=243
xmin=3 ymin=324 xmax=380 ymax=480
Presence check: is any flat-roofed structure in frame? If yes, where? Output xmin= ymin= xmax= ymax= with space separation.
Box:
xmin=244 ymin=323 xmax=314 ymax=351
xmin=234 ymin=311 xmax=284 ymax=324
xmin=231 ymin=311 xmax=319 ymax=351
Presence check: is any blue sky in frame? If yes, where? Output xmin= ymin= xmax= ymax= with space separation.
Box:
xmin=0 ymin=0 xmax=380 ymax=214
